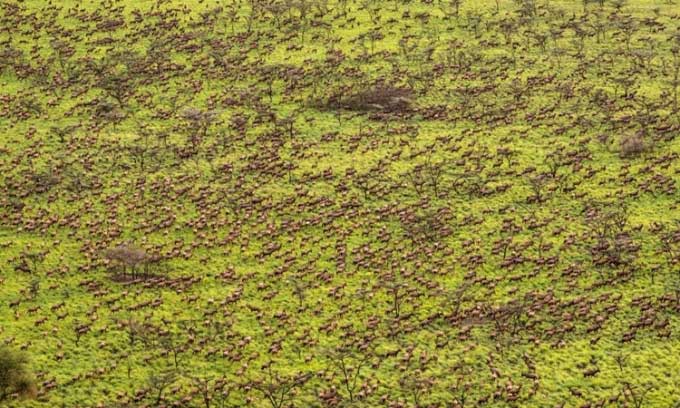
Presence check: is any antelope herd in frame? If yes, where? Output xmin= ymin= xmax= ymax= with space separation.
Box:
xmin=1 ymin=0 xmax=680 ymax=406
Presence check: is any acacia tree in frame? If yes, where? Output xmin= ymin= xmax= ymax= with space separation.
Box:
xmin=189 ymin=374 xmax=231 ymax=408
xmin=128 ymin=138 xmax=159 ymax=173
xmin=288 ymin=275 xmax=309 ymax=310
xmin=91 ymin=50 xmax=143 ymax=112
xmin=103 ymin=244 xmax=148 ymax=279
xmin=399 ymin=369 xmax=436 ymax=407
xmin=526 ymin=173 xmax=549 ymax=203
xmin=0 ymin=347 xmax=36 ymax=402
xmin=621 ymin=381 xmax=655 ymax=408
xmin=657 ymin=223 xmax=680 ymax=302
xmin=146 ymin=370 xmax=178 ymax=406
xmin=180 ymin=107 xmax=219 ymax=154
xmin=326 ymin=346 xmax=371 ymax=403
xmin=439 ymin=0 xmax=464 ymax=20
xmin=251 ymin=363 xmax=311 ymax=408
xmin=668 ymin=45 xmax=680 ymax=114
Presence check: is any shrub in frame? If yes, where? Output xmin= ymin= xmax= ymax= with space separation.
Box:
xmin=0 ymin=346 xmax=37 ymax=402
xmin=619 ymin=134 xmax=646 ymax=157
xmin=321 ymin=85 xmax=413 ymax=113
xmin=349 ymin=86 xmax=412 ymax=112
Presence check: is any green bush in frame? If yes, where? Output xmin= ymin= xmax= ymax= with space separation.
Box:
xmin=0 ymin=346 xmax=36 ymax=402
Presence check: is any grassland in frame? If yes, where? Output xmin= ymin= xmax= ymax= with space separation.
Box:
xmin=1 ymin=0 xmax=680 ymax=406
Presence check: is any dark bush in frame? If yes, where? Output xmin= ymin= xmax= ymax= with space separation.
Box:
xmin=0 ymin=346 xmax=36 ymax=402
xmin=619 ymin=134 xmax=646 ymax=157
xmin=323 ymin=85 xmax=413 ymax=113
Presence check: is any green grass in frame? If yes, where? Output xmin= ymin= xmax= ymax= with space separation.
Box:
xmin=1 ymin=0 xmax=680 ymax=406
